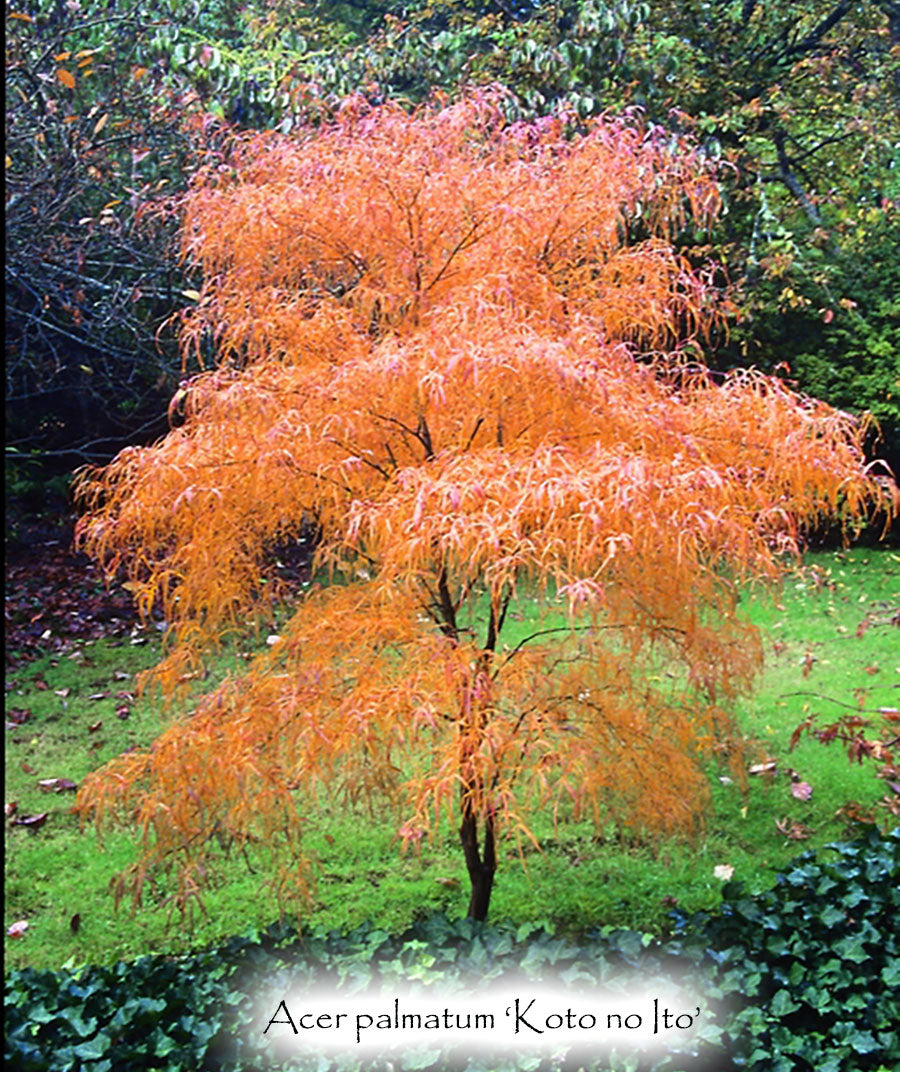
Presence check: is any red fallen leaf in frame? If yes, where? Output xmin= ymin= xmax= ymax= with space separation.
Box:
xmin=37 ymin=778 xmax=78 ymax=793
xmin=856 ymin=618 xmax=871 ymax=639
xmin=20 ymin=762 xmax=36 ymax=774
xmin=864 ymin=665 xmax=880 ymax=675
xmin=88 ymin=720 xmax=103 ymax=733
xmin=115 ymin=705 xmax=130 ymax=720
xmin=802 ymin=652 xmax=815 ymax=678
xmin=11 ymin=812 xmax=49 ymax=829
xmin=5 ymin=801 xmax=18 ymax=818
xmin=772 ymin=641 xmax=786 ymax=654
xmin=7 ymin=709 xmax=31 ymax=725
xmin=7 ymin=920 xmax=29 ymax=938
xmin=32 ymin=676 xmax=49 ymax=691
xmin=791 ymin=781 xmax=814 ymax=801
xmin=70 ymin=913 xmax=81 ymax=935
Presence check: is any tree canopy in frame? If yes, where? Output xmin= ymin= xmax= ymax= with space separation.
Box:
xmin=74 ymin=94 xmax=895 ymax=920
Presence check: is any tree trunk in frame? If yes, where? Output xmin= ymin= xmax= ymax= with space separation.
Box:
xmin=772 ymin=128 xmax=823 ymax=228
xmin=459 ymin=802 xmax=496 ymax=921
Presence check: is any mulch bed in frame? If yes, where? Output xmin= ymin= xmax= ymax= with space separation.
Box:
xmin=5 ymin=509 xmax=142 ymax=668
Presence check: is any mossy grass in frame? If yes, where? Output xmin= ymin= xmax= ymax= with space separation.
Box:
xmin=5 ymin=548 xmax=898 ymax=971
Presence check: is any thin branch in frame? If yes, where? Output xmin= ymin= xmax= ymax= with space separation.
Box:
xmin=780 ymin=691 xmax=900 ymax=715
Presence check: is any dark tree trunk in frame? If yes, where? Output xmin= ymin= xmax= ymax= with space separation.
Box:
xmin=459 ymin=802 xmax=496 ymax=921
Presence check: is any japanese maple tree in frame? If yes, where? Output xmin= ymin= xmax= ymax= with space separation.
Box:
xmin=75 ymin=92 xmax=894 ymax=921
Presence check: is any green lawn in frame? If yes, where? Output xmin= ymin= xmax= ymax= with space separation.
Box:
xmin=4 ymin=547 xmax=898 ymax=972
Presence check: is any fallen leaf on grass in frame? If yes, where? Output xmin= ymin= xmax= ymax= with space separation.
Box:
xmin=6 ymin=709 xmax=31 ymax=725
xmin=5 ymin=801 xmax=17 ymax=818
xmin=115 ymin=705 xmax=130 ymax=720
xmin=32 ymin=676 xmax=49 ymax=691
xmin=749 ymin=761 xmax=777 ymax=776
xmin=790 ymin=781 xmax=813 ymax=801
xmin=7 ymin=921 xmax=29 ymax=938
xmin=10 ymin=812 xmax=49 ymax=829
xmin=88 ymin=720 xmax=103 ymax=732
xmin=713 ymin=864 xmax=734 ymax=881
xmin=37 ymin=778 xmax=78 ymax=793
xmin=775 ymin=817 xmax=811 ymax=840
xmin=54 ymin=687 xmax=71 ymax=698
xmin=20 ymin=762 xmax=36 ymax=774
xmin=70 ymin=913 xmax=81 ymax=935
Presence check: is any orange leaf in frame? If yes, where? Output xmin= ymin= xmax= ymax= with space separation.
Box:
xmin=56 ymin=68 xmax=75 ymax=90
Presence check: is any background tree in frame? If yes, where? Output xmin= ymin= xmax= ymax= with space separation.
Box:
xmin=75 ymin=94 xmax=894 ymax=921
xmin=6 ymin=3 xmax=186 ymax=471
xmin=8 ymin=1 xmax=897 ymax=485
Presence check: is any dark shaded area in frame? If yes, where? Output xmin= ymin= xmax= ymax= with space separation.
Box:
xmin=5 ymin=501 xmax=142 ymax=668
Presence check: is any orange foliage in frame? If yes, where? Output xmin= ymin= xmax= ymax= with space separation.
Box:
xmin=74 ymin=92 xmax=895 ymax=921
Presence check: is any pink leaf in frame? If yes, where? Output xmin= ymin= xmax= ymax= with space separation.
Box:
xmin=7 ymin=920 xmax=29 ymax=938
xmin=791 ymin=781 xmax=813 ymax=801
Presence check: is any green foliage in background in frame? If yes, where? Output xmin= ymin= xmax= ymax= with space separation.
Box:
xmin=6 ymin=0 xmax=899 ymax=469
